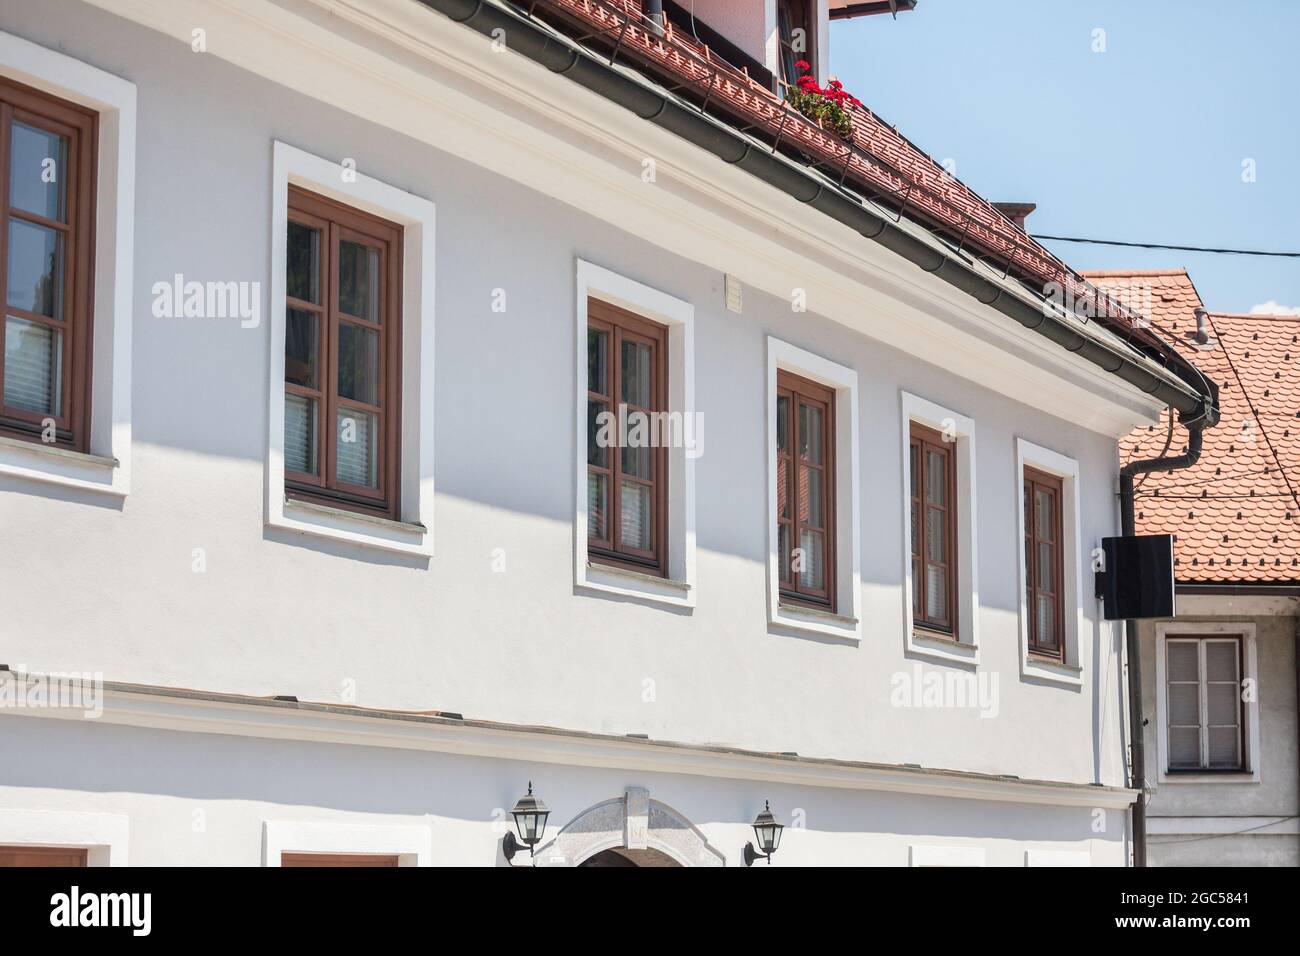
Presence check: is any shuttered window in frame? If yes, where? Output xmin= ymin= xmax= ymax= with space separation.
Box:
xmin=1166 ymin=637 xmax=1245 ymax=772
xmin=284 ymin=186 xmax=401 ymax=519
xmin=0 ymin=76 xmax=95 ymax=450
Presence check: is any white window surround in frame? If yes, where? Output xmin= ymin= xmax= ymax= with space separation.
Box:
xmin=1024 ymin=848 xmax=1091 ymax=867
xmin=1015 ymin=438 xmax=1084 ymax=686
xmin=574 ymin=259 xmax=697 ymax=609
xmin=900 ymin=392 xmax=979 ymax=664
xmin=767 ymin=338 xmax=861 ymax=640
xmin=908 ymin=844 xmax=986 ymax=867
xmin=0 ymin=31 xmax=134 ymax=497
xmin=1154 ymin=621 xmax=1260 ymax=785
xmin=266 ymin=141 xmax=435 ymax=557
xmin=261 ymin=820 xmax=431 ymax=867
xmin=0 ymin=809 xmax=129 ymax=866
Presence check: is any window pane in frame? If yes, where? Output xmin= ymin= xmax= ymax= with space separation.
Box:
xmin=587 ymin=399 xmax=608 ymax=467
xmin=1168 ymin=682 xmax=1200 ymax=726
xmin=926 ymin=506 xmax=946 ymax=564
xmin=586 ymin=472 xmax=607 ymax=540
xmin=587 ymin=329 xmax=608 ymax=395
xmin=777 ymin=395 xmax=789 ymax=452
xmin=4 ymin=315 xmax=62 ymax=415
xmin=1207 ymin=683 xmax=1240 ymax=727
xmin=284 ymin=392 xmax=317 ymax=475
xmin=803 ymin=466 xmax=822 ymax=527
xmin=336 ymin=409 xmax=378 ymax=488
xmin=925 ymin=449 xmax=946 ymax=505
xmin=338 ymin=240 xmax=380 ymax=321
xmin=910 ymin=442 xmax=919 ymax=498
xmin=1207 ymin=727 xmax=1240 ymax=769
xmin=912 ymin=560 xmax=922 ymax=616
xmin=621 ymin=410 xmax=651 ymax=479
xmin=286 ymin=221 xmax=320 ymax=304
xmin=619 ymin=480 xmax=652 ymax=551
xmin=620 ymin=339 xmax=651 ymax=407
xmin=799 ymin=528 xmax=825 ymax=590
xmin=337 ymin=323 xmax=379 ymax=406
xmin=6 ymin=218 xmax=63 ymax=319
xmin=1168 ymin=727 xmax=1201 ymax=768
xmin=1205 ymin=642 xmax=1239 ymax=682
xmin=925 ymin=563 xmax=947 ymax=620
xmin=799 ymin=403 xmax=823 ymax=464
xmin=1167 ymin=642 xmax=1200 ymax=682
xmin=1035 ymin=488 xmax=1054 ymax=540
xmin=1037 ymin=541 xmax=1054 ymax=592
xmin=1034 ymin=594 xmax=1057 ymax=647
xmin=778 ymin=456 xmax=789 ymax=518
xmin=285 ymin=308 xmax=319 ymax=388
xmin=910 ymin=500 xmax=920 ymax=559
xmin=778 ymin=523 xmax=791 ymax=584
xmin=9 ymin=121 xmax=67 ymax=222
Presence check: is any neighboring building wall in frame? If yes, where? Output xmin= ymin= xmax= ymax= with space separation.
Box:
xmin=1140 ymin=600 xmax=1300 ymax=866
xmin=687 ymin=0 xmax=771 ymax=66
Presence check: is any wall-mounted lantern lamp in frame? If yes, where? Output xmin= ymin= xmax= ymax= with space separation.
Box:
xmin=743 ymin=800 xmax=784 ymax=866
xmin=502 ymin=782 xmax=550 ymax=864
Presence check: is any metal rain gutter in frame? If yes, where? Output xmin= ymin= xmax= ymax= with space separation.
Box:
xmin=413 ymin=0 xmax=1215 ymax=420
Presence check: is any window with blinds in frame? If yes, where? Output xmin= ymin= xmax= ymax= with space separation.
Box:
xmin=586 ymin=298 xmax=667 ymax=576
xmin=778 ymin=370 xmax=835 ymax=609
xmin=910 ymin=423 xmax=956 ymax=635
xmin=1166 ymin=637 xmax=1245 ymax=772
xmin=1024 ymin=467 xmax=1064 ymax=657
xmin=0 ymin=76 xmax=96 ymax=451
xmin=284 ymin=186 xmax=401 ymax=519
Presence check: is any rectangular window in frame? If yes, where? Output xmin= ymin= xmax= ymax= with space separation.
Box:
xmin=0 ymin=845 xmax=88 ymax=867
xmin=1024 ymin=466 xmax=1064 ymax=657
xmin=586 ymin=298 xmax=667 ymax=576
xmin=1166 ymin=637 xmax=1245 ymax=772
xmin=284 ymin=186 xmax=401 ymax=519
xmin=776 ymin=0 xmax=815 ymax=92
xmin=0 ymin=76 xmax=95 ymax=451
xmin=281 ymin=853 xmax=399 ymax=867
xmin=910 ymin=423 xmax=956 ymax=634
xmin=778 ymin=370 xmax=835 ymax=609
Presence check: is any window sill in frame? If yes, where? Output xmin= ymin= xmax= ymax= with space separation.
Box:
xmin=1021 ymin=651 xmax=1083 ymax=687
xmin=272 ymin=496 xmax=431 ymax=557
xmin=771 ymin=602 xmax=860 ymax=641
xmin=579 ymin=559 xmax=694 ymax=609
xmin=1157 ymin=771 xmax=1260 ymax=786
xmin=0 ymin=433 xmax=125 ymax=496
xmin=907 ymin=627 xmax=978 ymax=665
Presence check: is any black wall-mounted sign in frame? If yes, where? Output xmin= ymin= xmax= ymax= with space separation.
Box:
xmin=1096 ymin=535 xmax=1176 ymax=620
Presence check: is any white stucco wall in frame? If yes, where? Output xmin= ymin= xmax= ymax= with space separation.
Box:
xmin=0 ymin=0 xmax=1132 ymax=800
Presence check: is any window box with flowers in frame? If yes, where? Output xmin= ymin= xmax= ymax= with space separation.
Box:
xmin=786 ymin=60 xmax=859 ymax=140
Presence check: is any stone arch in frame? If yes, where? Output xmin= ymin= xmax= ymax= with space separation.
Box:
xmin=532 ymin=788 xmax=726 ymax=867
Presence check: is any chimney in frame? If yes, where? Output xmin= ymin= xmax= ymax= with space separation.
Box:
xmin=643 ymin=0 xmax=665 ymax=36
xmin=1194 ymin=307 xmax=1211 ymax=346
xmin=993 ymin=202 xmax=1036 ymax=231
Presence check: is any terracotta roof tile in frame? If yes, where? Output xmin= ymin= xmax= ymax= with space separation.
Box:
xmin=1098 ymin=269 xmax=1300 ymax=583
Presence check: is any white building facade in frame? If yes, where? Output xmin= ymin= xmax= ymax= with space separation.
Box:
xmin=0 ymin=0 xmax=1213 ymax=866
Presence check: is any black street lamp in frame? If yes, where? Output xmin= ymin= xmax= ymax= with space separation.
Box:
xmin=743 ymin=800 xmax=784 ymax=866
xmin=502 ymin=782 xmax=550 ymax=863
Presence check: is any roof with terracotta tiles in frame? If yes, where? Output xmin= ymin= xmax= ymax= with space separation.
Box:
xmin=527 ymin=0 xmax=1196 ymax=375
xmin=1092 ymin=269 xmax=1300 ymax=583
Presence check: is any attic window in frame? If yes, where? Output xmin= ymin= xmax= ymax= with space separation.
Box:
xmin=777 ymin=0 xmax=816 ymax=92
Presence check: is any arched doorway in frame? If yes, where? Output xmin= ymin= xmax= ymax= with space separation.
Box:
xmin=531 ymin=788 xmax=726 ymax=867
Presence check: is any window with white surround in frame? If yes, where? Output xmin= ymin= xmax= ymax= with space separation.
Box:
xmin=1014 ymin=438 xmax=1083 ymax=685
xmin=0 ymin=31 xmax=134 ymax=497
xmin=261 ymin=820 xmax=430 ymax=867
xmin=0 ymin=810 xmax=128 ymax=866
xmin=766 ymin=338 xmax=860 ymax=639
xmin=266 ymin=142 xmax=435 ymax=557
xmin=574 ymin=259 xmax=696 ymax=608
xmin=900 ymin=392 xmax=977 ymax=663
xmin=1155 ymin=622 xmax=1259 ymax=784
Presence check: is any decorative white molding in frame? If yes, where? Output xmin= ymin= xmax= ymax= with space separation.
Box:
xmin=266 ymin=141 xmax=436 ymax=557
xmin=908 ymin=844 xmax=986 ymax=867
xmin=1153 ymin=621 xmax=1261 ymax=785
xmin=0 ymin=31 xmax=135 ymax=496
xmin=1015 ymin=438 xmax=1085 ymax=686
xmin=901 ymin=392 xmax=979 ymax=663
xmin=573 ymin=259 xmax=696 ymax=609
xmin=765 ymin=338 xmax=861 ymax=639
xmin=0 ymin=809 xmax=129 ymax=866
xmin=261 ymin=819 xmax=431 ymax=866
xmin=532 ymin=788 xmax=725 ymax=867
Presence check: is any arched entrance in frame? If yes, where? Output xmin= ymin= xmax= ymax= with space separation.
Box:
xmin=531 ymin=787 xmax=726 ymax=867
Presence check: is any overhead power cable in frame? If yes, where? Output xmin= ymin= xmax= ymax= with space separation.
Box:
xmin=1034 ymin=235 xmax=1300 ymax=258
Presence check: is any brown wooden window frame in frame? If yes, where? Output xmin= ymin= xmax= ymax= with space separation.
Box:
xmin=777 ymin=370 xmax=836 ymax=610
xmin=284 ymin=185 xmax=402 ymax=521
xmin=910 ymin=422 xmax=958 ymax=636
xmin=1024 ymin=466 xmax=1065 ymax=659
xmin=0 ymin=75 xmax=96 ymax=452
xmin=1164 ymin=635 xmax=1247 ymax=774
xmin=0 ymin=845 xmax=88 ymax=867
xmin=586 ymin=298 xmax=669 ymax=577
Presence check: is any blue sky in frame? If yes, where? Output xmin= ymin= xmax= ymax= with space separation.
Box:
xmin=829 ymin=0 xmax=1299 ymax=314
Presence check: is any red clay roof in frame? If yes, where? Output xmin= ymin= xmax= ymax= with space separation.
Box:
xmin=1095 ymin=269 xmax=1300 ymax=583
xmin=532 ymin=0 xmax=1187 ymax=365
